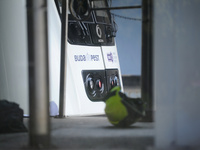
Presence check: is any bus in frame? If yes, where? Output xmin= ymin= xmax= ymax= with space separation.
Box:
xmin=0 ymin=0 xmax=123 ymax=116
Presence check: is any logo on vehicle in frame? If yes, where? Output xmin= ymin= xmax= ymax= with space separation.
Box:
xmin=74 ymin=53 xmax=99 ymax=62
xmin=107 ymin=52 xmax=113 ymax=62
xmin=96 ymin=25 xmax=102 ymax=38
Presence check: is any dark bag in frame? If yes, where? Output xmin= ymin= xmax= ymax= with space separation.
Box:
xmin=0 ymin=99 xmax=27 ymax=133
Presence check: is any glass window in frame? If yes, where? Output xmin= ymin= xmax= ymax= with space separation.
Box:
xmin=93 ymin=0 xmax=110 ymax=24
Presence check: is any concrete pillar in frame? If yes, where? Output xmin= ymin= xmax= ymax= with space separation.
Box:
xmin=141 ymin=0 xmax=153 ymax=122
xmin=27 ymin=0 xmax=50 ymax=147
xmin=153 ymin=0 xmax=200 ymax=148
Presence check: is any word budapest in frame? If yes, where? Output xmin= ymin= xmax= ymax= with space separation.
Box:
xmin=74 ymin=54 xmax=100 ymax=62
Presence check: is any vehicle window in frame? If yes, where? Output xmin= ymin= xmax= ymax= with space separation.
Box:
xmin=93 ymin=0 xmax=110 ymax=24
xmin=54 ymin=0 xmax=115 ymax=46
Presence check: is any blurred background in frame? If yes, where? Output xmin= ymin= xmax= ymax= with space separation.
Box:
xmin=111 ymin=0 xmax=142 ymax=75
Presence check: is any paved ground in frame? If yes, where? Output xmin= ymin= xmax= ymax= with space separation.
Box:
xmin=0 ymin=85 xmax=154 ymax=150
xmin=0 ymin=116 xmax=154 ymax=150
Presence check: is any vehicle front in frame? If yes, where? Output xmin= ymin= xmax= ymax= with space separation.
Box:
xmin=49 ymin=0 xmax=123 ymax=116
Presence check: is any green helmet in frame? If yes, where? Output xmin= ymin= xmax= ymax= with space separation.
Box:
xmin=104 ymin=86 xmax=145 ymax=127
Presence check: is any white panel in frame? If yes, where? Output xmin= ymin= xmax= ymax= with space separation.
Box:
xmin=101 ymin=45 xmax=124 ymax=91
xmin=66 ymin=44 xmax=105 ymax=115
xmin=102 ymin=45 xmax=120 ymax=69
xmin=48 ymin=0 xmax=61 ymax=109
xmin=0 ymin=0 xmax=28 ymax=114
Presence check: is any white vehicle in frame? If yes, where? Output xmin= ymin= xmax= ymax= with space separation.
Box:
xmin=0 ymin=0 xmax=123 ymax=116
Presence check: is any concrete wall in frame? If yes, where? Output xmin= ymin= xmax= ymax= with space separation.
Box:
xmin=0 ymin=0 xmax=28 ymax=114
xmin=153 ymin=0 xmax=200 ymax=148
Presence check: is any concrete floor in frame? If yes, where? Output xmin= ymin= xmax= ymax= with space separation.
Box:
xmin=0 ymin=84 xmax=154 ymax=149
xmin=0 ymin=116 xmax=154 ymax=150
